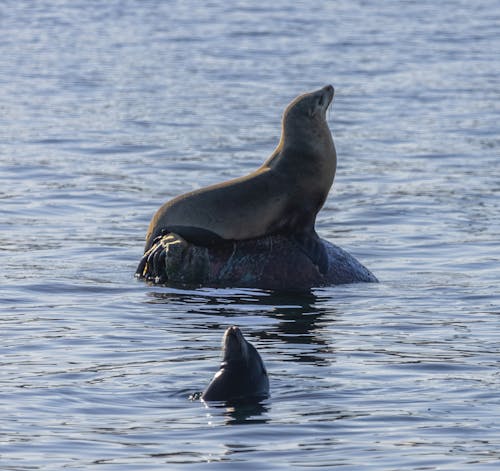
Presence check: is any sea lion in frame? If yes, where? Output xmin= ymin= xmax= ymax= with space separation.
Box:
xmin=141 ymin=85 xmax=336 ymax=273
xmin=202 ymin=326 xmax=269 ymax=403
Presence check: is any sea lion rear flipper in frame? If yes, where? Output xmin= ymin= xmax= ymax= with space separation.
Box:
xmin=292 ymin=231 xmax=329 ymax=275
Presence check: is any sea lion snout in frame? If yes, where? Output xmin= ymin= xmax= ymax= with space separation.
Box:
xmin=323 ymin=84 xmax=334 ymax=96
xmin=224 ymin=325 xmax=243 ymax=344
xmin=321 ymin=84 xmax=334 ymax=108
xmin=223 ymin=325 xmax=248 ymax=360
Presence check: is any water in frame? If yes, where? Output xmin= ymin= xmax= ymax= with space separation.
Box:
xmin=1 ymin=0 xmax=499 ymax=469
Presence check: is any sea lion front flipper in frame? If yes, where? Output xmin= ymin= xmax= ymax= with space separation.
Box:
xmin=135 ymin=231 xmax=174 ymax=281
xmin=292 ymin=231 xmax=329 ymax=275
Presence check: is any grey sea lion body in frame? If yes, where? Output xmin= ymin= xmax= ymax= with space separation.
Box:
xmin=142 ymin=85 xmax=336 ymax=272
xmin=202 ymin=326 xmax=269 ymax=403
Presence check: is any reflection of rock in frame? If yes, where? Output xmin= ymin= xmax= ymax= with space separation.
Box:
xmin=135 ymin=233 xmax=377 ymax=291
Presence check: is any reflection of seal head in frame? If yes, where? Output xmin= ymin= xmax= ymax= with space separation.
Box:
xmin=143 ymin=85 xmax=336 ymax=272
xmin=202 ymin=326 xmax=269 ymax=403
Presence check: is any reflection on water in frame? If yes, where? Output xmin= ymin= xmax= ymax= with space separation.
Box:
xmin=147 ymin=288 xmax=333 ymax=364
xmin=206 ymin=402 xmax=270 ymax=426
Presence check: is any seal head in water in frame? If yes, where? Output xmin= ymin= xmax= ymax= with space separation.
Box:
xmin=202 ymin=326 xmax=269 ymax=404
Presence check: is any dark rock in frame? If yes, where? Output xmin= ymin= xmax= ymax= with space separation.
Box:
xmin=135 ymin=233 xmax=377 ymax=291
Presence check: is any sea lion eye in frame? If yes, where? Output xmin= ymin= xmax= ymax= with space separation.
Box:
xmin=308 ymin=95 xmax=323 ymax=118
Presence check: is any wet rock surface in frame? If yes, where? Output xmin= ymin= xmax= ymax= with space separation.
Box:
xmin=136 ymin=233 xmax=377 ymax=291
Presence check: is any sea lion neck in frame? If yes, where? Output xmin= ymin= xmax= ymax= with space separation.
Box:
xmin=275 ymin=117 xmax=336 ymax=175
xmin=280 ymin=117 xmax=331 ymax=150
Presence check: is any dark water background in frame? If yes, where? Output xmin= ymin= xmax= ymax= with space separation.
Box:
xmin=1 ymin=1 xmax=499 ymax=469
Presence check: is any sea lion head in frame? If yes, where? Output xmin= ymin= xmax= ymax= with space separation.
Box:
xmin=285 ymin=84 xmax=334 ymax=123
xmin=201 ymin=326 xmax=269 ymax=404
xmin=279 ymin=85 xmax=335 ymax=157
